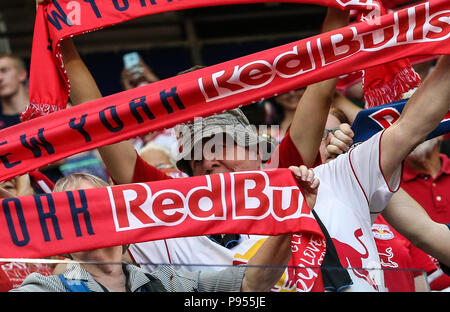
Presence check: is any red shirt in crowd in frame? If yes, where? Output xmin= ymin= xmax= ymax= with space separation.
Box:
xmin=401 ymin=154 xmax=450 ymax=224
xmin=401 ymin=153 xmax=450 ymax=291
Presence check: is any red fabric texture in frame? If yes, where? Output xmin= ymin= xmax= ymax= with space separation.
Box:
xmin=0 ymin=262 xmax=53 ymax=292
xmin=382 ymin=0 xmax=416 ymax=10
xmin=24 ymin=0 xmax=420 ymax=120
xmin=28 ymin=170 xmax=55 ymax=193
xmin=0 ymin=168 xmax=325 ymax=263
xmin=336 ymin=55 xmax=438 ymax=95
xmin=22 ymin=4 xmax=66 ymax=121
xmin=373 ymin=215 xmax=420 ymax=292
xmin=132 ymin=153 xmax=172 ymax=183
xmin=357 ymin=1 xmax=422 ymax=108
xmin=363 ymin=59 xmax=421 ymax=108
xmin=402 ymin=154 xmax=450 ymax=224
xmin=266 ymin=131 xmax=322 ymax=169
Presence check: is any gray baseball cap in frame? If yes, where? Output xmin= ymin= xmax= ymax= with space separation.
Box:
xmin=174 ymin=108 xmax=276 ymax=176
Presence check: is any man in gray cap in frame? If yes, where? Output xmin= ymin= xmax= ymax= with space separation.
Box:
xmin=174 ymin=108 xmax=275 ymax=177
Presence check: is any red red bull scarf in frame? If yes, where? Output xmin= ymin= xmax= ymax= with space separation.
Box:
xmin=336 ymin=54 xmax=439 ymax=101
xmin=22 ymin=0 xmax=424 ymax=120
xmin=1 ymin=0 xmax=449 ymax=184
xmin=0 ymin=168 xmax=327 ymax=292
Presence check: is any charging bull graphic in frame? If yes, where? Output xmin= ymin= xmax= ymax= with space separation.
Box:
xmin=332 ymin=228 xmax=381 ymax=291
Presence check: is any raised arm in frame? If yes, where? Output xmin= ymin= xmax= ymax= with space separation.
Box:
xmin=241 ymin=233 xmax=293 ymax=292
xmin=380 ymin=55 xmax=450 ymax=182
xmin=60 ymin=38 xmax=139 ymax=184
xmin=289 ymin=8 xmax=349 ymax=166
xmin=382 ymin=188 xmax=450 ymax=267
xmin=323 ymin=104 xmax=450 ymax=267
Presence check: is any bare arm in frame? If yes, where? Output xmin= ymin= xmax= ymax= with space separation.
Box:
xmin=380 ymin=55 xmax=450 ymax=182
xmin=382 ymin=188 xmax=450 ymax=267
xmin=289 ymin=8 xmax=349 ymax=166
xmin=241 ymin=233 xmax=293 ymax=292
xmin=60 ymin=39 xmax=138 ymax=184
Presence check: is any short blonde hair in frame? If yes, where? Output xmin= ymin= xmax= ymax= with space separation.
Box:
xmin=0 ymin=53 xmax=27 ymax=72
xmin=139 ymin=142 xmax=175 ymax=165
xmin=53 ymin=173 xmax=108 ymax=192
xmin=52 ymin=173 xmax=129 ymax=257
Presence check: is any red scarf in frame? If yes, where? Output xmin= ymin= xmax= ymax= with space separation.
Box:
xmin=337 ymin=55 xmax=440 ymax=94
xmin=1 ymin=0 xmax=448 ymax=184
xmin=359 ymin=1 xmax=420 ymax=108
xmin=339 ymin=0 xmax=423 ymax=107
xmin=23 ymin=0 xmax=418 ymax=120
xmin=0 ymin=168 xmax=326 ymax=291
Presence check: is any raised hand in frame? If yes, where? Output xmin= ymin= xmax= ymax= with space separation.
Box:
xmin=324 ymin=123 xmax=354 ymax=162
xmin=289 ymin=165 xmax=320 ymax=209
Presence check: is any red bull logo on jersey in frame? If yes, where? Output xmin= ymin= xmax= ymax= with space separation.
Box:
xmin=372 ymin=223 xmax=394 ymax=240
xmin=378 ymin=247 xmax=399 ymax=269
xmin=333 ymin=228 xmax=383 ymax=291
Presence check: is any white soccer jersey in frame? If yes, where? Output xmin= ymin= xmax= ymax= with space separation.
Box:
xmin=129 ymin=130 xmax=402 ymax=292
xmin=128 ymin=235 xmax=261 ymax=271
xmin=313 ymin=130 xmax=402 ymax=291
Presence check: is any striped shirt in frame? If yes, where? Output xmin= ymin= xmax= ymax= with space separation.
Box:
xmin=9 ymin=262 xmax=245 ymax=292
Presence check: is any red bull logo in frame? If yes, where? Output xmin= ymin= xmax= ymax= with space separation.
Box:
xmin=332 ymin=228 xmax=381 ymax=291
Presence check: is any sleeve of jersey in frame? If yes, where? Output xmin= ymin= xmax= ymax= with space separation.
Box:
xmin=265 ymin=131 xmax=322 ymax=169
xmin=132 ymin=153 xmax=172 ymax=183
xmin=348 ymin=130 xmax=403 ymax=214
